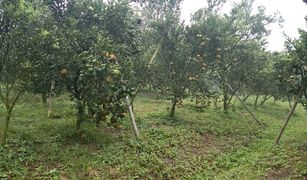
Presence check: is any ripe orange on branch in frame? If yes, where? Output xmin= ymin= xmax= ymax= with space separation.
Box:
xmin=109 ymin=53 xmax=117 ymax=61
xmin=59 ymin=68 xmax=69 ymax=76
xmin=106 ymin=75 xmax=114 ymax=84
xmin=105 ymin=51 xmax=110 ymax=58
xmin=115 ymin=124 xmax=124 ymax=130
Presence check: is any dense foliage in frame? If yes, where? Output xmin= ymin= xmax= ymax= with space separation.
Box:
xmin=0 ymin=0 xmax=305 ymax=141
xmin=0 ymin=0 xmax=306 ymax=178
xmin=0 ymin=0 xmax=306 ymax=175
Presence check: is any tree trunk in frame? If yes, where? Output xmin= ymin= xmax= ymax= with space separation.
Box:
xmin=170 ymin=98 xmax=177 ymax=117
xmin=1 ymin=110 xmax=12 ymax=146
xmin=41 ymin=92 xmax=47 ymax=105
xmin=223 ymin=89 xmax=229 ymax=112
xmin=260 ymin=95 xmax=272 ymax=105
xmin=243 ymin=94 xmax=251 ymax=102
xmin=76 ymin=100 xmax=85 ymax=130
xmin=87 ymin=102 xmax=95 ymax=117
xmin=222 ymin=76 xmax=229 ymax=112
xmin=254 ymin=94 xmax=259 ymax=109
xmin=47 ymin=80 xmax=55 ymax=118
xmin=287 ymin=95 xmax=292 ymax=109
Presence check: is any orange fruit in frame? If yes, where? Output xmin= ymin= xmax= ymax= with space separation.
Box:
xmin=115 ymin=124 xmax=124 ymax=130
xmin=105 ymin=52 xmax=110 ymax=58
xmin=109 ymin=53 xmax=117 ymax=61
xmin=59 ymin=68 xmax=69 ymax=76
xmin=106 ymin=76 xmax=113 ymax=84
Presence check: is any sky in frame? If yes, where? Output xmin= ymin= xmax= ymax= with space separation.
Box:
xmin=181 ymin=0 xmax=307 ymax=52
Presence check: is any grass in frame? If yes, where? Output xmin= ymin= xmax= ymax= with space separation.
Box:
xmin=0 ymin=94 xmax=306 ymax=179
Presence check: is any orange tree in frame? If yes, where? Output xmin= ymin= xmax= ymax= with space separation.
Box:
xmin=188 ymin=0 xmax=279 ymax=112
xmin=28 ymin=4 xmax=66 ymax=105
xmin=283 ymin=30 xmax=307 ymax=108
xmin=286 ymin=0 xmax=307 ymax=106
xmin=154 ymin=18 xmax=193 ymax=117
xmin=139 ymin=0 xmax=198 ymax=117
xmin=41 ymin=0 xmax=141 ymax=129
xmin=0 ymin=0 xmax=45 ymax=145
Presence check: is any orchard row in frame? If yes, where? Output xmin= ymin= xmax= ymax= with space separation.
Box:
xmin=1 ymin=0 xmax=306 ymax=146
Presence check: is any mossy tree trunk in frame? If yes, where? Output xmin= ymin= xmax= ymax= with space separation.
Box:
xmin=254 ymin=93 xmax=260 ymax=109
xmin=260 ymin=94 xmax=272 ymax=106
xmin=169 ymin=96 xmax=177 ymax=118
xmin=243 ymin=94 xmax=251 ymax=102
xmin=223 ymin=85 xmax=229 ymax=112
xmin=1 ymin=109 xmax=12 ymax=146
xmin=76 ymin=100 xmax=85 ymax=130
xmin=41 ymin=91 xmax=47 ymax=105
xmin=0 ymin=90 xmax=24 ymax=146
xmin=70 ymin=69 xmax=86 ymax=130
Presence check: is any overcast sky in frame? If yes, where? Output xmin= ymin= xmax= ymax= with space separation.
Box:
xmin=181 ymin=0 xmax=307 ymax=52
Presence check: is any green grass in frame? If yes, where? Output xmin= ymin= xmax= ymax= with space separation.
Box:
xmin=0 ymin=94 xmax=306 ymax=179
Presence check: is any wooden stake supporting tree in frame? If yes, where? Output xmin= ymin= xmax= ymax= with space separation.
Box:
xmin=130 ymin=41 xmax=162 ymax=105
xmin=47 ymin=80 xmax=56 ymax=118
xmin=227 ymin=83 xmax=265 ymax=127
xmin=275 ymin=86 xmax=304 ymax=145
xmin=114 ymin=42 xmax=163 ymax=139
xmin=125 ymin=95 xmax=140 ymax=138
xmin=115 ymin=60 xmax=140 ymax=139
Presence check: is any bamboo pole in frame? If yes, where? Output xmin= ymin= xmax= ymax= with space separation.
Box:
xmin=115 ymin=60 xmax=140 ymax=139
xmin=125 ymin=95 xmax=140 ymax=138
xmin=275 ymin=87 xmax=304 ymax=145
xmin=112 ymin=41 xmax=162 ymax=138
xmin=226 ymin=83 xmax=264 ymax=127
xmin=130 ymin=42 xmax=162 ymax=104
